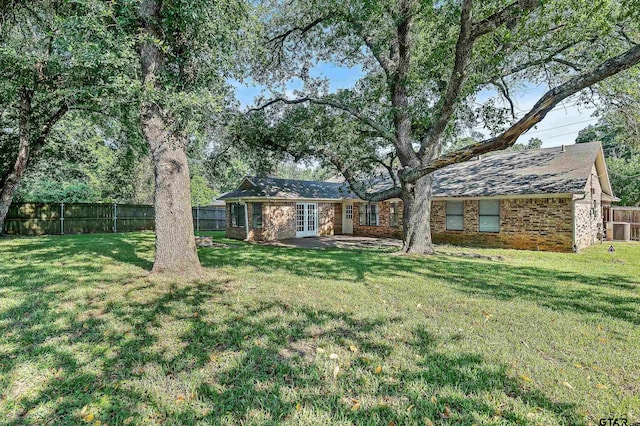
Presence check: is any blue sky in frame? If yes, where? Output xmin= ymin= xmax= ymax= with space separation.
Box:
xmin=233 ymin=64 xmax=597 ymax=148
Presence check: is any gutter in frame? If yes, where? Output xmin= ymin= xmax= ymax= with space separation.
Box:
xmin=572 ymin=192 xmax=588 ymax=252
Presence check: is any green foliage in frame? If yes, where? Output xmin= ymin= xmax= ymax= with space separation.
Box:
xmin=240 ymin=0 xmax=640 ymax=187
xmin=511 ymin=137 xmax=544 ymax=151
xmin=12 ymin=113 xmax=152 ymax=203
xmin=15 ymin=179 xmax=101 ymax=203
xmin=190 ymin=175 xmax=216 ymax=206
xmin=576 ymin=105 xmax=640 ymax=205
xmin=607 ymin=155 xmax=640 ymax=206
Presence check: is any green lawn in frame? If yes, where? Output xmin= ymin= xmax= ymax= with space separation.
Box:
xmin=0 ymin=232 xmax=638 ymax=425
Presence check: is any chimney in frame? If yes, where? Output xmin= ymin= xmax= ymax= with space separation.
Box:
xmin=561 ymin=145 xmax=566 ymax=152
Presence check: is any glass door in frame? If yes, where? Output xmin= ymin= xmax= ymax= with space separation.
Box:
xmin=296 ymin=203 xmax=318 ymax=237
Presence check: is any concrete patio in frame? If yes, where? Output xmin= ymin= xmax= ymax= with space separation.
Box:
xmin=258 ymin=235 xmax=403 ymax=250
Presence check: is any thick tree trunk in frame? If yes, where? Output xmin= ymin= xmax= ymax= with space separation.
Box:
xmin=0 ymin=88 xmax=33 ymax=234
xmin=142 ymin=107 xmax=201 ymax=276
xmin=401 ymin=175 xmax=435 ymax=254
xmin=139 ymin=0 xmax=201 ymax=276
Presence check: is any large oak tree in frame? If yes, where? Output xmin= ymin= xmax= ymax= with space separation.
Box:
xmin=246 ymin=0 xmax=640 ymax=254
xmin=135 ymin=0 xmax=248 ymax=275
xmin=0 ymin=0 xmax=133 ymax=232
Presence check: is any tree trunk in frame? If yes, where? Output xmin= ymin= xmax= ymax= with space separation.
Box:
xmin=139 ymin=0 xmax=201 ymax=276
xmin=401 ymin=175 xmax=435 ymax=254
xmin=0 ymin=88 xmax=33 ymax=234
xmin=143 ymin=107 xmax=201 ymax=276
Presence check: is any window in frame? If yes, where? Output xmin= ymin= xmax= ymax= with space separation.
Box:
xmin=252 ymin=203 xmax=263 ymax=229
xmin=390 ymin=202 xmax=400 ymax=227
xmin=345 ymin=204 xmax=353 ymax=220
xmin=446 ymin=201 xmax=464 ymax=231
xmin=230 ymin=203 xmax=245 ymax=228
xmin=359 ymin=203 xmax=379 ymax=226
xmin=478 ymin=200 xmax=500 ymax=232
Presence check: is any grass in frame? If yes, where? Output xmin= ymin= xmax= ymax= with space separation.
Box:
xmin=0 ymin=231 xmax=638 ymax=425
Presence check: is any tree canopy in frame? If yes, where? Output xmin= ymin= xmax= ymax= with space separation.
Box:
xmin=236 ymin=0 xmax=640 ymax=252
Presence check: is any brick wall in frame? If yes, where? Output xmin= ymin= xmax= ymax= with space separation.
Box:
xmin=226 ymin=201 xmax=340 ymax=241
xmin=353 ymin=201 xmax=403 ymax=239
xmin=574 ymin=164 xmax=603 ymax=250
xmin=431 ymin=198 xmax=574 ymax=252
xmin=318 ymin=202 xmax=342 ymax=236
xmin=228 ymin=196 xmax=580 ymax=252
xmin=262 ymin=202 xmax=296 ymax=240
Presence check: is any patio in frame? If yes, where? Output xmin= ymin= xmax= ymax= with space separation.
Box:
xmin=258 ymin=235 xmax=403 ymax=250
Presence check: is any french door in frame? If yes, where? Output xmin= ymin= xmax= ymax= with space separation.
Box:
xmin=296 ymin=203 xmax=318 ymax=238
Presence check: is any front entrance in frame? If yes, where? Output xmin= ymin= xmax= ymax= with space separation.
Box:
xmin=296 ymin=203 xmax=318 ymax=237
xmin=342 ymin=202 xmax=353 ymax=234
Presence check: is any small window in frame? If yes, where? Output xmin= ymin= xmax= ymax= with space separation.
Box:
xmin=230 ymin=203 xmax=245 ymax=228
xmin=390 ymin=202 xmax=400 ymax=227
xmin=252 ymin=203 xmax=263 ymax=229
xmin=479 ymin=200 xmax=500 ymax=233
xmin=359 ymin=203 xmax=379 ymax=226
xmin=446 ymin=201 xmax=464 ymax=231
xmin=345 ymin=204 xmax=353 ymax=220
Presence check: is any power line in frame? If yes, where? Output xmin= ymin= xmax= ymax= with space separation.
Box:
xmin=471 ymin=110 xmax=597 ymax=133
xmin=523 ymin=118 xmax=598 ymax=135
xmin=533 ymin=129 xmax=587 ymax=141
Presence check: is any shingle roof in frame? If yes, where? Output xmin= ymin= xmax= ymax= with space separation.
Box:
xmin=219 ymin=142 xmax=604 ymax=201
xmin=431 ymin=142 xmax=601 ymax=197
xmin=219 ymin=176 xmax=357 ymax=200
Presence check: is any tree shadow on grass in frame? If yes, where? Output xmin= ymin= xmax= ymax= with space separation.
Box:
xmin=0 ymin=268 xmax=585 ymax=425
xmin=199 ymin=242 xmax=640 ymax=325
xmin=0 ymin=232 xmax=155 ymax=274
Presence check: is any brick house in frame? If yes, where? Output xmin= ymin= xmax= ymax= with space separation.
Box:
xmin=220 ymin=142 xmax=617 ymax=252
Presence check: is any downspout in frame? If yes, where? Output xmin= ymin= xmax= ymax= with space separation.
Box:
xmin=572 ymin=192 xmax=588 ymax=252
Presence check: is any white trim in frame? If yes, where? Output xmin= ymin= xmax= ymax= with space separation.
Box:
xmin=594 ymin=144 xmax=615 ymax=197
xmin=239 ymin=199 xmax=249 ymax=241
xmin=295 ymin=202 xmax=318 ymax=238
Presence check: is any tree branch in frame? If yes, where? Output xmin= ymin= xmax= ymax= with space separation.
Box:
xmin=266 ymin=15 xmax=331 ymax=67
xmin=471 ymin=0 xmax=540 ymax=39
xmin=485 ymin=39 xmax=586 ymax=83
xmin=248 ymin=96 xmax=397 ymax=144
xmin=418 ymin=0 xmax=473 ymax=158
xmin=494 ymin=78 xmax=516 ymax=119
xmin=402 ymin=43 xmax=640 ymax=183
xmin=317 ymin=146 xmax=402 ymax=201
xmin=33 ymin=101 xmax=71 ymax=148
xmin=420 ymin=0 xmax=542 ymax=158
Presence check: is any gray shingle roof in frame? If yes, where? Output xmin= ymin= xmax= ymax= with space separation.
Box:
xmin=431 ymin=142 xmax=600 ymax=197
xmin=219 ymin=142 xmax=603 ymax=201
xmin=219 ymin=176 xmax=357 ymax=200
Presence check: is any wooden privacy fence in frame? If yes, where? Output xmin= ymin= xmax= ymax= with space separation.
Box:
xmin=3 ymin=203 xmax=226 ymax=236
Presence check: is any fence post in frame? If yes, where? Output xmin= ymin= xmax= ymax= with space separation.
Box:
xmin=113 ymin=203 xmax=118 ymax=233
xmin=60 ymin=202 xmax=64 ymax=235
xmin=196 ymin=205 xmax=200 ymax=232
